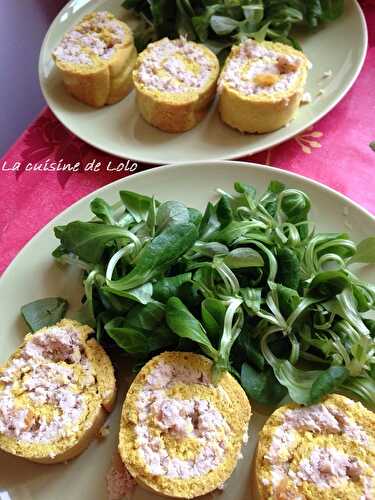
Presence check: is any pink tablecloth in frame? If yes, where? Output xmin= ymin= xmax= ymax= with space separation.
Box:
xmin=0 ymin=5 xmax=374 ymax=276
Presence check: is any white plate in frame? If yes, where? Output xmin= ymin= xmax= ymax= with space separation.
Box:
xmin=1 ymin=161 xmax=374 ymax=499
xmin=39 ymin=0 xmax=367 ymax=165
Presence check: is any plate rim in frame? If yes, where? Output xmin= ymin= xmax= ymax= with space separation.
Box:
xmin=2 ymin=160 xmax=374 ymax=282
xmin=38 ymin=0 xmax=368 ymax=165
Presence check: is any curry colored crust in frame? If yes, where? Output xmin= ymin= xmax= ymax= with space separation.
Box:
xmin=53 ymin=15 xmax=136 ymax=108
xmin=218 ymin=40 xmax=310 ymax=134
xmin=255 ymin=394 xmax=375 ymax=500
xmin=107 ymin=48 xmax=137 ymax=105
xmin=0 ymin=319 xmax=116 ymax=464
xmin=119 ymin=352 xmax=251 ymax=498
xmin=133 ymin=41 xmax=220 ymax=133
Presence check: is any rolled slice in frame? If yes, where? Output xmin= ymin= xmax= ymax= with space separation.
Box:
xmin=218 ymin=39 xmax=311 ymax=133
xmin=53 ymin=11 xmax=137 ymax=107
xmin=133 ymin=38 xmax=220 ymax=133
xmin=255 ymin=394 xmax=375 ymax=499
xmin=119 ymin=352 xmax=251 ymax=498
xmin=0 ymin=319 xmax=116 ymax=463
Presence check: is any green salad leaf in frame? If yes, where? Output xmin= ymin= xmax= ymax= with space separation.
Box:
xmin=21 ymin=297 xmax=69 ymax=332
xmin=107 ymin=223 xmax=198 ymax=290
xmin=241 ymin=363 xmax=287 ymax=406
xmin=349 ymin=237 xmax=375 ymax=265
xmin=166 ymin=297 xmax=219 ymax=360
xmin=55 ymin=222 xmax=138 ymax=264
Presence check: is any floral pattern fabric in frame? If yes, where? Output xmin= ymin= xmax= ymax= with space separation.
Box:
xmin=0 ymin=6 xmax=374 ymax=275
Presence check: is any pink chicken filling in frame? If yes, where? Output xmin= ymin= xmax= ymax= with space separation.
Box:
xmin=0 ymin=327 xmax=95 ymax=446
xmin=23 ymin=327 xmax=82 ymax=363
xmin=136 ymin=37 xmax=215 ymax=93
xmin=134 ymin=361 xmax=231 ymax=479
xmin=53 ymin=11 xmax=125 ymax=65
xmin=265 ymin=403 xmax=370 ymax=465
xmin=218 ymin=39 xmax=303 ymax=96
xmin=293 ymin=447 xmax=362 ymax=488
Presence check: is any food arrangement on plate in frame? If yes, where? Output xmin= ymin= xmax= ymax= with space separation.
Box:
xmin=51 ymin=1 xmax=348 ymax=134
xmin=40 ymin=0 xmax=366 ymax=163
xmin=3 ymin=2 xmax=373 ymax=498
xmin=2 ymin=176 xmax=374 ymax=499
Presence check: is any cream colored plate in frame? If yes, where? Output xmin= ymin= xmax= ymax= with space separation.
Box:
xmin=39 ymin=0 xmax=367 ymax=164
xmin=0 ymin=161 xmax=374 ymax=499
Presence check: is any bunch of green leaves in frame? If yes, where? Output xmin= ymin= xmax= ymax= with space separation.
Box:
xmin=47 ymin=181 xmax=375 ymax=409
xmin=52 ymin=193 xmax=200 ymax=355
xmin=122 ymin=0 xmax=344 ymax=58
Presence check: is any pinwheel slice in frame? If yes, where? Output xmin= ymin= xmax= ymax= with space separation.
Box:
xmin=255 ymin=394 xmax=375 ymax=500
xmin=0 ymin=319 xmax=116 ymax=463
xmin=218 ymin=39 xmax=311 ymax=133
xmin=53 ymin=11 xmax=136 ymax=107
xmin=133 ymin=38 xmax=220 ymax=133
xmin=119 ymin=351 xmax=251 ymax=498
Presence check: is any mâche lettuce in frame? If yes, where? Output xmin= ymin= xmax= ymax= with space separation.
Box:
xmin=23 ymin=179 xmax=374 ymax=409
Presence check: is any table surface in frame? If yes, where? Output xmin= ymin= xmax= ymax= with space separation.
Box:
xmin=0 ymin=2 xmax=374 ymax=277
xmin=0 ymin=0 xmax=67 ymax=156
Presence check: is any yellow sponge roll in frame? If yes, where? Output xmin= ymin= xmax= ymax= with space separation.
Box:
xmin=0 ymin=319 xmax=116 ymax=464
xmin=218 ymin=39 xmax=311 ymax=134
xmin=53 ymin=11 xmax=137 ymax=107
xmin=119 ymin=351 xmax=251 ymax=498
xmin=133 ymin=38 xmax=220 ymax=133
xmin=255 ymin=394 xmax=375 ymax=499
